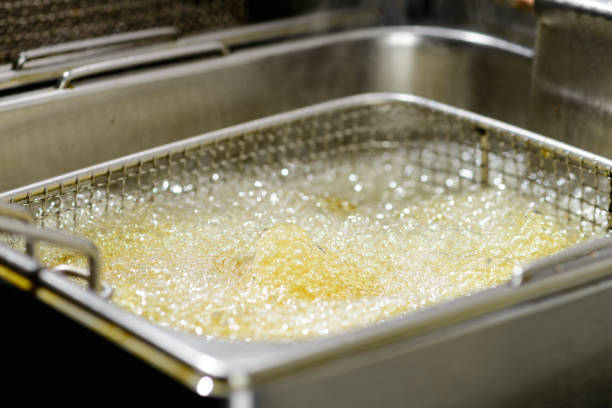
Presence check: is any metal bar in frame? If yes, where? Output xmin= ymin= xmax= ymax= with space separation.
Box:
xmin=0 ymin=10 xmax=379 ymax=93
xmin=57 ymin=41 xmax=229 ymax=89
xmin=0 ymin=202 xmax=36 ymax=257
xmin=0 ymin=242 xmax=41 ymax=280
xmin=50 ymin=264 xmax=113 ymax=300
xmin=0 ymin=218 xmax=101 ymax=293
xmin=512 ymin=235 xmax=612 ymax=285
xmin=12 ymin=27 xmax=179 ymax=70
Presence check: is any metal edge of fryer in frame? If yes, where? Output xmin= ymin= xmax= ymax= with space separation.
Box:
xmin=0 ymin=24 xmax=535 ymax=193
xmin=0 ymin=8 xmax=382 ymax=93
xmin=3 ymin=92 xmax=609 ymax=201
xmin=1 ymin=93 xmax=612 ymax=397
xmin=0 ymin=25 xmax=533 ymax=111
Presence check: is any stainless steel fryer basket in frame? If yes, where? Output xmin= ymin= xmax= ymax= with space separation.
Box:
xmin=1 ymin=93 xmax=612 ymax=404
xmin=5 ymin=93 xmax=611 ymax=234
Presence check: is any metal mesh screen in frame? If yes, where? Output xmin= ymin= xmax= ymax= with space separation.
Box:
xmin=0 ymin=0 xmax=248 ymax=64
xmin=9 ymin=96 xmax=611 ymax=233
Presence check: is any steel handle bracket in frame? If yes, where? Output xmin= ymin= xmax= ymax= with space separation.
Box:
xmin=512 ymin=235 xmax=612 ymax=286
xmin=0 ymin=202 xmax=36 ymax=256
xmin=58 ymin=41 xmax=229 ymax=89
xmin=12 ymin=27 xmax=179 ymax=71
xmin=0 ymin=205 xmax=111 ymax=299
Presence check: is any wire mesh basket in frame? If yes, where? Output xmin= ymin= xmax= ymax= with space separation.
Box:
xmin=7 ymin=93 xmax=611 ymax=235
xmin=1 ymin=93 xmax=612 ymax=400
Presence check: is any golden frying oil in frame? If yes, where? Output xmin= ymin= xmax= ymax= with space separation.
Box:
xmin=40 ymin=150 xmax=598 ymax=341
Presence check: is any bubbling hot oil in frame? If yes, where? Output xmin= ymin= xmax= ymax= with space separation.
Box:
xmin=41 ymin=150 xmax=597 ymax=341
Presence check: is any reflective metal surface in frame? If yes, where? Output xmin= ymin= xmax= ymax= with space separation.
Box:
xmin=0 ymin=0 xmax=247 ymax=65
xmin=0 ymin=10 xmax=379 ymax=92
xmin=0 ymin=217 xmax=105 ymax=294
xmin=0 ymin=26 xmax=533 ymax=191
xmin=529 ymin=0 xmax=612 ymax=158
xmin=414 ymin=0 xmax=536 ymax=46
xmin=50 ymin=264 xmax=113 ymax=300
xmin=57 ymin=41 xmax=229 ymax=89
xmin=0 ymin=202 xmax=35 ymax=256
xmin=11 ymin=27 xmax=179 ymax=71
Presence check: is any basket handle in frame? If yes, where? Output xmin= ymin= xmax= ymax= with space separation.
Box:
xmin=57 ymin=41 xmax=229 ymax=89
xmin=0 ymin=204 xmax=111 ymax=299
xmin=12 ymin=27 xmax=179 ymax=71
xmin=0 ymin=202 xmax=36 ymax=256
xmin=512 ymin=235 xmax=612 ymax=286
